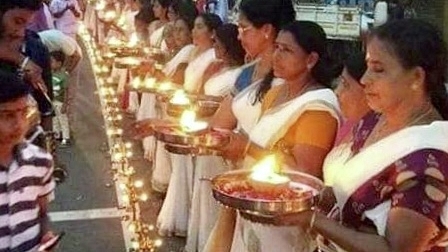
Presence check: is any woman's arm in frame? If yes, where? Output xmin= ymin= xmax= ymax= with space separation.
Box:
xmin=203 ymin=207 xmax=237 ymax=252
xmin=313 ymin=208 xmax=439 ymax=252
xmin=209 ymin=95 xmax=238 ymax=130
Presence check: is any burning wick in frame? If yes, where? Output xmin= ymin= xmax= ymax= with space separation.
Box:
xmin=249 ymin=155 xmax=290 ymax=192
xmin=170 ymin=90 xmax=190 ymax=105
xmin=143 ymin=77 xmax=156 ymax=89
xmin=179 ymin=109 xmax=208 ymax=133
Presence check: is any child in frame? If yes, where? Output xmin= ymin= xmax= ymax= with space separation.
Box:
xmin=50 ymin=51 xmax=71 ymax=146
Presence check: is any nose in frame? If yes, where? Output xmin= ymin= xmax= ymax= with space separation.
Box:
xmin=13 ymin=28 xmax=26 ymax=40
xmin=359 ymin=70 xmax=370 ymax=88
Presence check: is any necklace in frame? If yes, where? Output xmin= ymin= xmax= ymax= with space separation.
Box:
xmin=366 ymin=105 xmax=439 ymax=147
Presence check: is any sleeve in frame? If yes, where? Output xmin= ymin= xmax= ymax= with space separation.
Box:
xmin=391 ymin=149 xmax=448 ymax=223
xmin=287 ymin=110 xmax=338 ymax=151
xmin=36 ymin=150 xmax=56 ymax=202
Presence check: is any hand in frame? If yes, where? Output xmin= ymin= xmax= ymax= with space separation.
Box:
xmin=220 ymin=131 xmax=248 ymax=161
xmin=39 ymin=231 xmax=57 ymax=252
xmin=130 ymin=118 xmax=173 ymax=139
xmin=271 ymin=210 xmax=314 ymax=228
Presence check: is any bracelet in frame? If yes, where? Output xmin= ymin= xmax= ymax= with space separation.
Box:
xmin=20 ymin=56 xmax=30 ymax=70
xmin=308 ymin=210 xmax=317 ymax=231
xmin=243 ymin=140 xmax=251 ymax=157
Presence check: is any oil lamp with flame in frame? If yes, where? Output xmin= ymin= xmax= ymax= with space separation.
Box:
xmin=179 ymin=109 xmax=208 ymax=133
xmin=248 ymin=155 xmax=290 ymax=193
xmin=169 ymin=90 xmax=190 ymax=105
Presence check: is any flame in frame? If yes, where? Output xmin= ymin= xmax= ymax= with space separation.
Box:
xmin=170 ymin=90 xmax=190 ymax=105
xmin=104 ymin=10 xmax=117 ymax=20
xmin=158 ymin=81 xmax=173 ymax=91
xmin=107 ymin=36 xmax=123 ymax=46
xmin=127 ymin=33 xmax=139 ymax=47
xmin=250 ymin=155 xmax=290 ymax=184
xmin=131 ymin=77 xmax=143 ymax=88
xmin=179 ymin=109 xmax=208 ymax=132
xmin=143 ymin=77 xmax=156 ymax=88
xmin=95 ymin=1 xmax=106 ymax=10
xmin=117 ymin=15 xmax=126 ymax=27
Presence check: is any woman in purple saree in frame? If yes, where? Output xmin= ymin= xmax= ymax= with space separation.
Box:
xmin=276 ymin=19 xmax=448 ymax=252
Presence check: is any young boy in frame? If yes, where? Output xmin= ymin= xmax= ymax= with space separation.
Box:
xmin=0 ymin=70 xmax=56 ymax=251
xmin=50 ymin=51 xmax=71 ymax=146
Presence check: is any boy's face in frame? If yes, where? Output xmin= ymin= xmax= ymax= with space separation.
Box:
xmin=0 ymin=97 xmax=29 ymax=148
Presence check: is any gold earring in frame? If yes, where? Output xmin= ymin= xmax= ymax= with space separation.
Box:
xmin=264 ymin=34 xmax=269 ymax=39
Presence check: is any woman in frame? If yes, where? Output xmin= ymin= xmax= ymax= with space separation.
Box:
xmin=323 ymin=52 xmax=369 ymax=189
xmin=185 ymin=23 xmax=246 ymax=252
xmin=208 ymin=20 xmax=341 ymax=252
xmin=183 ymin=13 xmax=222 ymax=94
xmin=155 ymin=13 xmax=222 ymax=238
xmin=149 ymin=0 xmax=171 ymax=50
xmin=202 ymin=23 xmax=246 ymax=96
xmin=278 ymin=19 xmax=448 ymax=252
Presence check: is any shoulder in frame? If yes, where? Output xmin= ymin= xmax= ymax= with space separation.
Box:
xmin=16 ymin=143 xmax=53 ymax=169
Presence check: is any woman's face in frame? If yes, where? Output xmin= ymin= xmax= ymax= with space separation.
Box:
xmin=236 ymin=13 xmax=267 ymax=58
xmin=167 ymin=6 xmax=178 ymax=22
xmin=174 ymin=19 xmax=192 ymax=47
xmin=192 ymin=16 xmax=214 ymax=47
xmin=272 ymin=30 xmax=312 ymax=81
xmin=360 ymin=37 xmax=417 ymax=114
xmin=335 ymin=68 xmax=370 ymax=120
xmin=152 ymin=0 xmax=166 ymax=19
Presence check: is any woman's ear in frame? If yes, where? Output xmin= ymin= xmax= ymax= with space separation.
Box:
xmin=261 ymin=23 xmax=275 ymax=40
xmin=306 ymin=52 xmax=320 ymax=71
xmin=411 ymin=66 xmax=426 ymax=91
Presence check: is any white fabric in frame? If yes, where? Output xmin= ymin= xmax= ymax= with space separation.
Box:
xmin=150 ymin=25 xmax=167 ymax=51
xmin=185 ymin=66 xmax=261 ymax=252
xmin=322 ymin=142 xmax=351 ymax=187
xmin=38 ymin=29 xmax=81 ymax=56
xmin=249 ymin=89 xmax=340 ymax=148
xmin=203 ymin=66 xmax=244 ymax=97
xmin=53 ymin=100 xmax=70 ymax=140
xmin=184 ymin=48 xmax=216 ymax=93
xmin=50 ymin=0 xmax=80 ymax=37
xmin=231 ymin=81 xmax=263 ymax=134
xmin=231 ymin=88 xmax=341 ymax=252
xmin=322 ymin=122 xmax=448 ymax=251
xmin=157 ymin=154 xmax=194 ymax=237
xmin=163 ymin=44 xmax=195 ymax=77
xmin=136 ymin=92 xmax=157 ymax=159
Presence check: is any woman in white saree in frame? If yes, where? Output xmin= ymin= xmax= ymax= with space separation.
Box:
xmin=185 ymin=23 xmax=246 ymax=252
xmin=207 ymin=20 xmax=342 ymax=252
xmin=275 ymin=19 xmax=448 ymax=252
xmin=155 ymin=13 xmax=222 ymax=237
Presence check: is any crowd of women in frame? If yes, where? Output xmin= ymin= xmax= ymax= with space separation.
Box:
xmin=85 ymin=0 xmax=448 ymax=251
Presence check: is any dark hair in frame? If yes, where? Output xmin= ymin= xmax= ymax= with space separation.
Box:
xmin=215 ymin=24 xmax=245 ymax=66
xmin=239 ymin=0 xmax=295 ymax=34
xmin=0 ymin=0 xmax=42 ymax=12
xmin=197 ymin=13 xmax=222 ymax=32
xmin=255 ymin=20 xmax=341 ymax=102
xmin=50 ymin=51 xmax=66 ymax=65
xmin=135 ymin=4 xmax=156 ymax=24
xmin=0 ymin=70 xmax=30 ymax=103
xmin=370 ymin=19 xmax=448 ymax=120
xmin=154 ymin=0 xmax=172 ymax=9
xmin=175 ymin=0 xmax=197 ymax=30
xmin=344 ymin=51 xmax=367 ymax=83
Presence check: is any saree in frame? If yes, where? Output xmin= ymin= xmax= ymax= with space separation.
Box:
xmin=321 ymin=113 xmax=448 ymax=252
xmin=184 ymin=48 xmax=216 ymax=93
xmin=185 ymin=65 xmax=246 ymax=252
xmin=231 ymin=88 xmax=341 ymax=252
